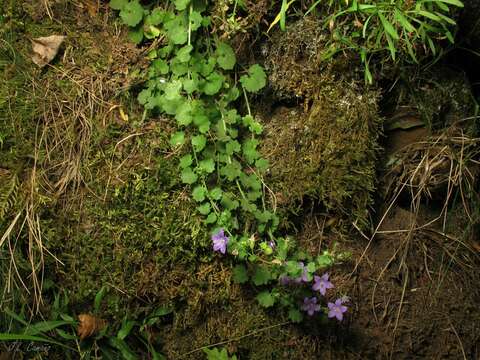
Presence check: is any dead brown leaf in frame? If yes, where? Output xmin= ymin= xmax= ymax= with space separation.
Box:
xmin=77 ymin=314 xmax=107 ymax=340
xmin=31 ymin=35 xmax=66 ymax=67
xmin=81 ymin=0 xmax=99 ymax=18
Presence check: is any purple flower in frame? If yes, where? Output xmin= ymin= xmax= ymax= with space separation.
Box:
xmin=268 ymin=240 xmax=276 ymax=250
xmin=301 ymin=297 xmax=321 ymax=316
xmin=212 ymin=228 xmax=229 ymax=254
xmin=327 ymin=298 xmax=348 ymax=321
xmin=293 ymin=262 xmax=309 ymax=283
xmin=279 ymin=275 xmax=291 ymax=286
xmin=312 ymin=273 xmax=334 ymax=296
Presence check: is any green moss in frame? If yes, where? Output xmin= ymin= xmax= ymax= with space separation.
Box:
xmin=265 ymin=16 xmax=362 ymax=100
xmin=261 ymin=81 xmax=382 ymax=229
xmin=259 ymin=16 xmax=382 ymax=230
xmin=41 ymin=136 xmax=209 ymax=312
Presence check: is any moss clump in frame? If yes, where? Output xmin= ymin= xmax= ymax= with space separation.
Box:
xmin=42 ymin=127 xmax=210 ymax=313
xmin=385 ymin=66 xmax=477 ymax=133
xmin=261 ymin=81 xmax=381 ymax=229
xmin=264 ymin=16 xmax=362 ymax=100
xmin=156 ymin=265 xmax=327 ymax=360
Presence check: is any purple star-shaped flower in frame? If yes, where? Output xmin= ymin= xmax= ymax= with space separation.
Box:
xmin=312 ymin=273 xmax=334 ymax=296
xmin=327 ymin=298 xmax=348 ymax=321
xmin=212 ymin=228 xmax=229 ymax=254
xmin=293 ymin=262 xmax=309 ymax=283
xmin=301 ymin=297 xmax=321 ymax=316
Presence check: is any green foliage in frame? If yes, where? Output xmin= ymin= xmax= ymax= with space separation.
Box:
xmin=252 ymin=266 xmax=272 ymax=286
xmin=240 ymin=64 xmax=267 ymax=93
xmin=215 ymin=42 xmax=236 ymax=70
xmin=1 ymin=288 xmax=170 ymax=359
xmin=232 ymin=264 xmax=249 ymax=284
xmin=110 ymin=0 xmax=348 ymax=323
xmin=120 ymin=1 xmax=144 ymax=27
xmin=288 ymin=308 xmax=303 ymax=323
xmin=256 ymin=291 xmax=275 ymax=308
xmin=270 ymin=0 xmax=464 ymax=83
xmin=204 ymin=347 xmax=238 ymax=360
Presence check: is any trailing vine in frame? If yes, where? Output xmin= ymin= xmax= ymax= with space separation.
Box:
xmin=110 ymin=0 xmax=349 ymax=323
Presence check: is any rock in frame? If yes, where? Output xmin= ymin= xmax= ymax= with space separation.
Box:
xmin=261 ymin=81 xmax=382 ymax=229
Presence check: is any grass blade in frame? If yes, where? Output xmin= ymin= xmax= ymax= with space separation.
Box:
xmin=0 ymin=333 xmax=76 ymax=351
xmin=21 ymin=320 xmax=75 ymax=336
xmin=379 ymin=12 xmax=399 ymax=40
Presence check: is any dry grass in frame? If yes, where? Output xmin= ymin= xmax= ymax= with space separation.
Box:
xmin=0 ymin=69 xmax=106 ymax=312
xmin=0 ymin=1 xmax=143 ymax=313
xmin=385 ymin=123 xmax=480 ymax=230
xmin=348 ymin=122 xmax=480 ymax=356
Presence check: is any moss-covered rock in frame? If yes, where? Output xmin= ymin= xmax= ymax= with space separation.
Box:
xmin=384 ymin=66 xmax=477 ymax=133
xmin=261 ymin=81 xmax=381 ymax=229
xmin=264 ymin=17 xmax=362 ymax=100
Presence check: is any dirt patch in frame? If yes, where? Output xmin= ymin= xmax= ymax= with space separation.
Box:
xmin=341 ymin=204 xmax=480 ymax=359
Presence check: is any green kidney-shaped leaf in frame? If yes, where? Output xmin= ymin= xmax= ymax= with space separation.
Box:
xmin=189 ymin=10 xmax=203 ymax=31
xmin=221 ymin=193 xmax=239 ymax=210
xmin=199 ymin=158 xmax=215 ymax=173
xmin=128 ymin=26 xmax=144 ymax=44
xmin=225 ymin=140 xmax=241 ymax=155
xmin=197 ymin=202 xmax=211 ymax=215
xmin=242 ymin=139 xmax=259 ymax=164
xmin=145 ymin=8 xmax=165 ymax=25
xmin=252 ymin=266 xmax=271 ymax=286
xmin=205 ymin=212 xmax=217 ymax=224
xmin=179 ymin=154 xmax=193 ymax=168
xmin=176 ymin=45 xmax=193 ymax=63
xmin=175 ymin=101 xmax=193 ymax=126
xmin=120 ymin=0 xmax=144 ymax=27
xmin=215 ymin=42 xmax=236 ymax=70
xmin=192 ymin=186 xmax=207 ymax=202
xmin=232 ymin=265 xmax=249 ymax=284
xmin=181 ymin=167 xmax=198 ymax=184
xmin=288 ymin=308 xmax=303 ymax=323
xmin=255 ymin=158 xmax=269 ymax=172
xmin=191 ymin=135 xmax=207 ymax=152
xmin=256 ymin=291 xmax=275 ymax=308
xmin=170 ymin=131 xmax=185 ymax=147
xmin=174 ymin=0 xmax=190 ymax=10
xmin=220 ymin=162 xmax=242 ymax=181
xmin=165 ymin=16 xmax=188 ymax=45
xmin=203 ymin=71 xmax=225 ymax=95
xmin=240 ymin=64 xmax=266 ymax=93
xmin=209 ymin=187 xmax=223 ymax=200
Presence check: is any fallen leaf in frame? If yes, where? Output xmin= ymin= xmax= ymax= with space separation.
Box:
xmin=83 ymin=0 xmax=99 ymax=17
xmin=77 ymin=314 xmax=107 ymax=340
xmin=31 ymin=35 xmax=65 ymax=67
